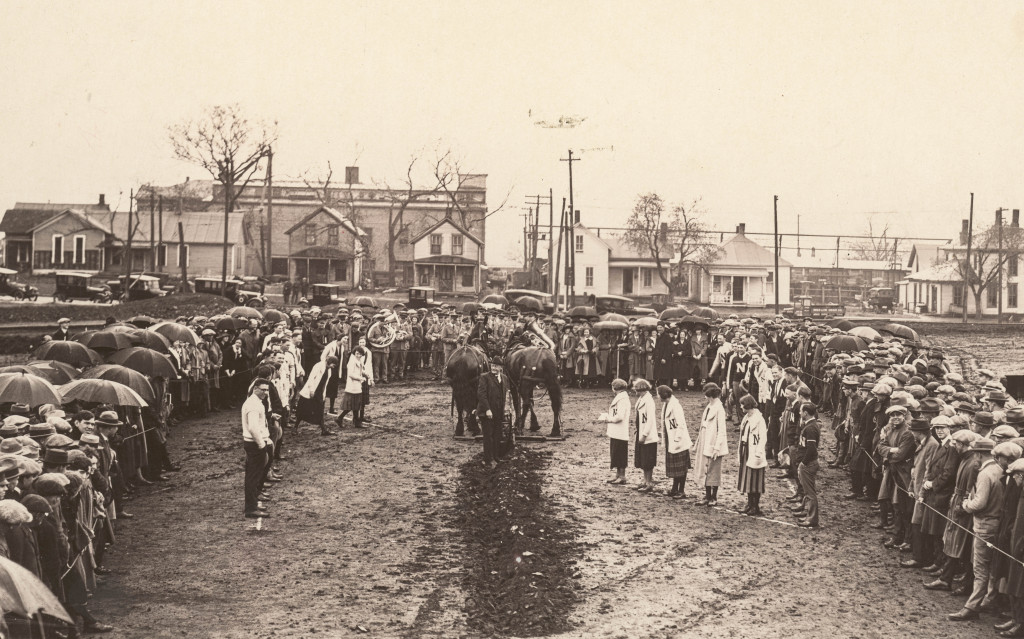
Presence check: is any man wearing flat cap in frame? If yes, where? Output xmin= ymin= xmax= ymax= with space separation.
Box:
xmin=52 ymin=318 xmax=73 ymax=341
xmin=878 ymin=405 xmax=916 ymax=547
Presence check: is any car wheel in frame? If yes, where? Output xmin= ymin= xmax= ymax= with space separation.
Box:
xmin=28 ymin=293 xmax=38 ymax=302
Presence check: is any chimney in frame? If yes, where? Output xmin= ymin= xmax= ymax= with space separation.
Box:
xmin=659 ymin=222 xmax=668 ymax=244
xmin=345 ymin=167 xmax=359 ymax=185
xmin=574 ymin=210 xmax=580 ymax=224
xmin=1014 ymin=209 xmax=1020 ymax=228
xmin=736 ymin=223 xmax=746 ymax=235
xmin=98 ymin=193 xmax=105 ymax=206
xmin=960 ymin=219 xmax=969 ymax=245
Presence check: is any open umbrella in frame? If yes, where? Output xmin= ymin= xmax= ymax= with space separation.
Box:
xmin=27 ymin=361 xmax=78 ymax=385
xmin=0 ymin=555 xmax=73 ymax=625
xmin=692 ymin=306 xmax=720 ymax=319
xmin=132 ymin=330 xmax=171 ymax=353
xmin=680 ymin=316 xmax=710 ymax=328
xmin=827 ymin=318 xmax=855 ymax=331
xmin=593 ymin=320 xmax=628 ymax=332
xmin=568 ymin=306 xmax=599 ymax=320
xmin=106 ymin=347 xmax=177 ymax=379
xmin=59 ymin=378 xmax=147 ymax=408
xmin=514 ymin=296 xmax=543 ymax=313
xmin=81 ymin=365 xmax=156 ymax=403
xmin=351 ymin=296 xmax=377 ymax=308
xmin=659 ymin=307 xmax=690 ymax=321
xmin=76 ymin=330 xmax=137 ymax=352
xmin=826 ymin=334 xmax=869 ymax=353
xmin=262 ymin=309 xmax=289 ymax=324
xmin=127 ymin=315 xmax=157 ymax=328
xmin=213 ymin=316 xmax=247 ymax=332
xmin=849 ymin=326 xmax=881 ymax=341
xmin=599 ymin=312 xmax=629 ymax=325
xmin=459 ymin=302 xmax=483 ymax=315
xmin=880 ymin=323 xmax=920 ymax=343
xmin=634 ymin=316 xmax=659 ymax=328
xmin=0 ymin=373 xmax=62 ymax=407
xmin=228 ymin=306 xmax=263 ymax=320
xmin=481 ymin=294 xmax=507 ymax=307
xmin=33 ymin=341 xmax=102 ymax=368
xmin=0 ymin=365 xmax=48 ymax=378
xmin=150 ymin=322 xmax=200 ymax=346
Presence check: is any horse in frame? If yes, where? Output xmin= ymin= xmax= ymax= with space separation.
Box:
xmin=445 ymin=344 xmax=488 ymax=437
xmin=505 ymin=344 xmax=563 ymax=438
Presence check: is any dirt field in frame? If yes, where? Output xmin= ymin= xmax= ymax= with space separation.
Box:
xmin=82 ymin=324 xmax=1017 ymax=638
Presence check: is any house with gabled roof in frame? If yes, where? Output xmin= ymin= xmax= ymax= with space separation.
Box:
xmin=284 ymin=206 xmax=367 ymax=287
xmin=688 ymin=224 xmax=791 ymax=307
xmin=411 ymin=215 xmax=483 ymax=294
xmin=0 ymin=196 xmax=111 ymax=271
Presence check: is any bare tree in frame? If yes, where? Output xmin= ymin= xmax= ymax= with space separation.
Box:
xmin=849 ymin=215 xmax=898 ymax=263
xmin=953 ymin=220 xmax=1024 ymax=319
xmin=622 ymin=193 xmax=718 ymax=298
xmin=168 ymin=104 xmax=276 ymax=291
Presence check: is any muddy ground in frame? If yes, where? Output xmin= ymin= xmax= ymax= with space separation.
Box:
xmin=87 ymin=326 xmax=1020 ymax=638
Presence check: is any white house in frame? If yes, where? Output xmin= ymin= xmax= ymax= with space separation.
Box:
xmin=411 ymin=216 xmax=483 ymax=294
xmin=566 ymin=223 xmax=671 ymax=299
xmin=689 ymin=224 xmax=791 ymax=307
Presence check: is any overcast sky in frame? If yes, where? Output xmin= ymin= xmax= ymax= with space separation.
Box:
xmin=3 ymin=1 xmax=1024 ymax=265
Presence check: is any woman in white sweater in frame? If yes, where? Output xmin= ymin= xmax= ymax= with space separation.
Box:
xmin=658 ymin=385 xmax=693 ymax=499
xmin=632 ymin=379 xmax=659 ymax=492
xmin=737 ymin=393 xmax=768 ymax=515
xmin=600 ymin=378 xmax=631 ymax=484
xmin=335 ymin=349 xmax=369 ymax=429
xmin=693 ymin=382 xmax=729 ymax=506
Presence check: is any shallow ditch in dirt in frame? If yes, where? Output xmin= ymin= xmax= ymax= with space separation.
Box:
xmin=452 ymin=447 xmax=583 ymax=637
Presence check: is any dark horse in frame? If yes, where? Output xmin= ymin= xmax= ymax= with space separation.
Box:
xmin=505 ymin=343 xmax=563 ymax=438
xmin=445 ymin=344 xmax=488 ymax=436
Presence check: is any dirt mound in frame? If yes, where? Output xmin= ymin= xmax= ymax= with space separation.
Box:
xmin=453 ymin=448 xmax=582 ymax=637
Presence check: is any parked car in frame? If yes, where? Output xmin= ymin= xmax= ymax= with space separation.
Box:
xmin=782 ymin=296 xmax=845 ymax=320
xmin=0 ymin=267 xmax=38 ymax=301
xmin=595 ymin=294 xmax=658 ymax=317
xmin=503 ymin=288 xmax=555 ymax=314
xmin=53 ymin=272 xmax=111 ymax=303
xmin=194 ymin=276 xmax=267 ymax=307
xmin=864 ymin=287 xmax=896 ymax=312
xmin=407 ymin=286 xmax=441 ymax=309
xmin=300 ymin=283 xmax=346 ymax=308
xmin=107 ymin=274 xmax=166 ymax=302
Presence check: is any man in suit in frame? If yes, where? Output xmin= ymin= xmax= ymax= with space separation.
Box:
xmin=476 ymin=355 xmax=508 ymax=469
xmin=52 ymin=317 xmax=73 ymax=341
xmin=223 ymin=337 xmax=253 ymax=406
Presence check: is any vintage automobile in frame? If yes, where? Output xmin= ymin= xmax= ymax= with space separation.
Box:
xmin=595 ymin=294 xmax=658 ymax=317
xmin=864 ymin=287 xmax=896 ymax=312
xmin=107 ymin=274 xmax=167 ymax=302
xmin=53 ymin=272 xmax=111 ymax=303
xmin=0 ymin=267 xmax=38 ymax=301
xmin=503 ymin=288 xmax=555 ymax=314
xmin=299 ymin=283 xmax=346 ymax=308
xmin=782 ymin=296 xmax=846 ymax=320
xmin=407 ymin=286 xmax=441 ymax=309
xmin=194 ymin=276 xmax=267 ymax=307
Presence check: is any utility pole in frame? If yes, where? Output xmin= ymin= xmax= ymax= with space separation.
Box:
xmin=561 ymin=150 xmax=581 ymax=305
xmin=265 ymin=147 xmax=273 ymax=277
xmin=796 ymin=214 xmax=801 ymax=257
xmin=522 ymin=210 xmax=530 ymax=271
xmin=122 ymin=189 xmax=134 ymax=300
xmin=998 ymin=208 xmax=1005 ymax=323
xmin=532 ymin=194 xmax=541 ymax=289
xmin=149 ymin=193 xmax=155 ymax=272
xmin=179 ymin=220 xmax=188 ymax=287
xmin=773 ymin=195 xmax=779 ymax=314
xmin=553 ymin=198 xmax=566 ymax=311
xmin=548 ymin=188 xmax=554 ymax=297
xmin=964 ymin=193 xmax=974 ymax=323
xmin=157 ymin=196 xmax=164 ymax=274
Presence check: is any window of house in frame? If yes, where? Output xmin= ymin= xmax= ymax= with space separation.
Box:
xmin=305 ymin=224 xmax=317 ymax=246
xmin=642 ymin=268 xmax=652 ymax=287
xmin=575 ymin=235 xmax=583 ymax=253
xmin=430 ymin=234 xmax=442 ymax=255
xmin=177 ymin=244 xmax=190 ymax=268
xmin=336 ymin=261 xmax=348 ymax=281
xmin=1010 ymin=284 xmax=1019 ymax=308
xmin=157 ymin=244 xmax=168 ymax=267
xmin=52 ymin=235 xmax=64 ymax=265
xmin=271 ymin=257 xmax=289 ymax=276
xmin=766 ymin=271 xmax=775 ymax=295
xmin=585 ymin=266 xmax=594 ymax=287
xmin=1010 ymin=256 xmax=1019 ymax=277
xmin=712 ymin=275 xmax=724 ymax=293
xmin=987 ymin=285 xmax=999 ymax=308
xmin=399 ymin=225 xmax=409 ymax=246
xmin=952 ymin=284 xmax=964 ymax=306
xmin=234 ymin=245 xmax=243 ymax=270
xmin=461 ymin=267 xmax=474 ymax=288
xmin=451 ymin=235 xmax=464 ymax=256
xmin=327 ymin=225 xmax=339 ymax=246
xmin=73 ymin=236 xmax=85 ymax=264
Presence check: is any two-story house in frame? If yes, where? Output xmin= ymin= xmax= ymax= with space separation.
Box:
xmin=411 ymin=216 xmax=482 ymax=294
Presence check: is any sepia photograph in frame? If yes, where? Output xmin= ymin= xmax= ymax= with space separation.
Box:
xmin=1 ymin=1 xmax=1024 ymax=637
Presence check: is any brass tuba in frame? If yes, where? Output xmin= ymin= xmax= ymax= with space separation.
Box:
xmin=367 ymin=321 xmax=397 ymax=349
xmin=527 ymin=320 xmax=556 ymax=350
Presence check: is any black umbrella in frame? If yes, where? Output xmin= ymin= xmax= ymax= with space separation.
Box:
xmin=77 ymin=330 xmax=137 ymax=352
xmin=880 ymin=323 xmax=920 ymax=343
xmin=81 ymin=364 xmax=156 ymax=403
xmin=680 ymin=316 xmax=710 ymax=328
xmin=568 ymin=305 xmax=599 ymax=320
xmin=459 ymin=302 xmax=483 ymax=315
xmin=827 ymin=318 xmax=855 ymax=331
xmin=27 ymin=360 xmax=78 ymax=385
xmin=692 ymin=306 xmax=720 ymax=319
xmin=106 ymin=347 xmax=178 ymax=379
xmin=826 ymin=334 xmax=869 ymax=353
xmin=659 ymin=307 xmax=690 ymax=321
xmin=33 ymin=341 xmax=102 ymax=368
xmin=128 ymin=315 xmax=158 ymax=328
xmin=514 ymin=296 xmax=543 ymax=312
xmin=133 ymin=330 xmax=171 ymax=353
xmin=481 ymin=294 xmax=507 ymax=306
xmin=263 ymin=309 xmax=289 ymax=324
xmin=214 ymin=317 xmax=247 ymax=332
